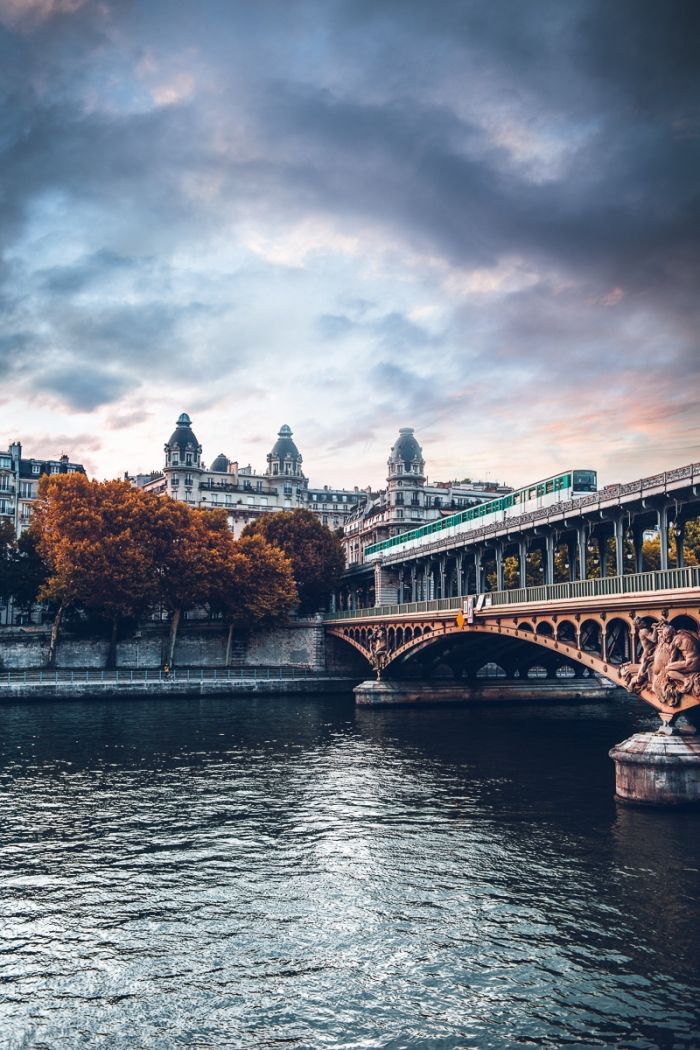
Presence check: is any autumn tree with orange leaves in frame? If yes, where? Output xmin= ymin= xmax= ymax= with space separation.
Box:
xmin=31 ymin=474 xmax=300 ymax=669
xmin=32 ymin=475 xmax=159 ymax=667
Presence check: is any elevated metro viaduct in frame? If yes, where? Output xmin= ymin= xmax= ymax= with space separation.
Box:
xmin=336 ymin=461 xmax=700 ymax=610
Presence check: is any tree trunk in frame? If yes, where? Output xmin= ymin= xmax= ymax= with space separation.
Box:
xmin=168 ymin=607 xmax=181 ymax=667
xmin=47 ymin=599 xmax=66 ymax=669
xmin=106 ymin=617 xmax=119 ymax=670
xmin=225 ymin=622 xmax=234 ymax=667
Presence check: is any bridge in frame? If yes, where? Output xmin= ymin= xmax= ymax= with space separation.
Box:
xmin=327 ymin=462 xmax=700 ymax=804
xmin=328 ymin=459 xmax=700 ymax=726
xmin=337 ymin=461 xmax=700 ymax=609
xmin=325 ymin=566 xmax=700 ymax=724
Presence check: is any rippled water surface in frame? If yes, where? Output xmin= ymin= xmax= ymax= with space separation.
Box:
xmin=1 ymin=694 xmax=699 ymax=1049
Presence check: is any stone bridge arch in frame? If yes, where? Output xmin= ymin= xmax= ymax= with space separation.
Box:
xmin=326 ymin=606 xmax=700 ymax=723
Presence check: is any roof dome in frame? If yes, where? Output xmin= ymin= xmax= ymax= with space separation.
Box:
xmin=210 ymin=453 xmax=230 ymax=473
xmin=270 ymin=424 xmax=301 ymax=462
xmin=390 ymin=427 xmax=422 ymax=462
xmin=166 ymin=412 xmax=201 ymax=453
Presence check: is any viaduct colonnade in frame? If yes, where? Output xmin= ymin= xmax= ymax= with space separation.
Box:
xmin=337 ymin=462 xmax=700 ymax=611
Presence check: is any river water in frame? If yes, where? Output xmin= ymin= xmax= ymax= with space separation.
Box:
xmin=0 ymin=694 xmax=698 ymax=1049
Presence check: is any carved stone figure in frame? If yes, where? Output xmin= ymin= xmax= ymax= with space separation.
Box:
xmin=622 ymin=617 xmax=700 ymax=709
xmin=368 ymin=626 xmax=389 ymax=679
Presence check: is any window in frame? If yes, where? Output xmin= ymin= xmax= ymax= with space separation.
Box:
xmin=19 ymin=481 xmax=32 ymax=498
xmin=186 ymin=453 xmax=192 ymax=466
xmin=171 ymin=476 xmax=179 ymax=486
xmin=185 ymin=475 xmax=193 ymax=487
xmin=0 ymin=476 xmax=9 ymax=492
xmin=284 ymin=484 xmax=293 ymax=497
xmin=32 ymin=464 xmax=41 ymax=475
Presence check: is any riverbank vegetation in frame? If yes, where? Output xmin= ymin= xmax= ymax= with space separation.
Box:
xmin=23 ymin=475 xmax=303 ymax=668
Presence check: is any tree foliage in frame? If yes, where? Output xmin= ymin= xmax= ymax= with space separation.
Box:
xmin=242 ymin=509 xmax=345 ymax=612
xmin=30 ymin=475 xmax=300 ymax=667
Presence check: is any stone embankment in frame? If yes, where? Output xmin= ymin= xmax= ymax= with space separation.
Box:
xmin=0 ymin=619 xmax=329 ymax=671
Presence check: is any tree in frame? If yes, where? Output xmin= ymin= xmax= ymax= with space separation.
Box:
xmin=31 ymin=475 xmax=159 ymax=667
xmin=147 ymin=500 xmax=233 ymax=667
xmin=210 ymin=533 xmax=298 ymax=664
xmin=242 ymin=509 xmax=345 ymax=613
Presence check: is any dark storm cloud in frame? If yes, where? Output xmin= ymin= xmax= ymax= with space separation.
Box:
xmin=38 ymin=249 xmax=140 ymax=293
xmin=1 ymin=0 xmax=698 ymax=481
xmin=35 ymin=363 xmax=132 ymax=410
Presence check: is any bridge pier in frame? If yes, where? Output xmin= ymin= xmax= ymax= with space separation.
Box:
xmin=609 ymin=724 xmax=700 ymax=807
xmin=354 ymin=677 xmax=616 ymax=707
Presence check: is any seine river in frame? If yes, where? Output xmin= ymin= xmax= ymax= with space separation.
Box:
xmin=1 ymin=694 xmax=699 ymax=1049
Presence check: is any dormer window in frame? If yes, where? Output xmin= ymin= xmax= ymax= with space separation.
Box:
xmin=172 ymin=453 xmax=179 ymax=465
xmin=32 ymin=464 xmax=41 ymax=475
xmin=186 ymin=453 xmax=192 ymax=466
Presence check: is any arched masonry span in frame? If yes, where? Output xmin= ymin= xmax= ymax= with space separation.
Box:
xmin=326 ymin=597 xmax=700 ymax=725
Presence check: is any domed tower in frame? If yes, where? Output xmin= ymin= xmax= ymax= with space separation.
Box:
xmin=210 ymin=453 xmax=231 ymax=474
xmin=266 ymin=424 xmax=304 ymax=479
xmin=163 ymin=412 xmax=203 ymax=501
xmin=387 ymin=427 xmax=426 ymax=511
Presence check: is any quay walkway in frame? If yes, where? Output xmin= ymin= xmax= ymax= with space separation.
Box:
xmin=0 ymin=667 xmax=357 ymax=701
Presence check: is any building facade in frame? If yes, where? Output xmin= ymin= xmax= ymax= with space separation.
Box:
xmin=136 ymin=414 xmax=365 ymax=536
xmin=342 ymin=427 xmax=512 ymax=569
xmin=0 ymin=442 xmax=86 ymax=538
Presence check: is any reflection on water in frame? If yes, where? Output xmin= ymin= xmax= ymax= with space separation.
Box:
xmin=0 ymin=695 xmax=698 ymax=1048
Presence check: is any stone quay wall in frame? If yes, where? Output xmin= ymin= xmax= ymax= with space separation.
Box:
xmin=0 ymin=619 xmax=329 ymax=672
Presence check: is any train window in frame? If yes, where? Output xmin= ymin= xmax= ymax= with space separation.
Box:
xmin=545 ymin=481 xmax=553 ymax=494
xmin=529 ymin=488 xmax=536 ymax=499
xmin=573 ymin=470 xmax=597 ymax=492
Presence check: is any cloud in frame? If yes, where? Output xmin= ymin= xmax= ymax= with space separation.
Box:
xmin=0 ymin=0 xmax=698 ymax=485
xmin=33 ymin=364 xmax=133 ymax=411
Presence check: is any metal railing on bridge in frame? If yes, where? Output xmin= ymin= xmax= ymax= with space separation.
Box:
xmin=0 ymin=667 xmax=327 ymax=686
xmin=326 ymin=565 xmax=700 ymax=621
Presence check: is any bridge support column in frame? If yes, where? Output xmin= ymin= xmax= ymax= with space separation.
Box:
xmin=374 ymin=564 xmax=400 ymax=606
xmin=474 ymin=548 xmax=484 ymax=593
xmin=657 ymin=505 xmax=669 ymax=571
xmin=455 ymin=552 xmax=464 ymax=596
xmin=610 ymin=725 xmax=700 ymax=807
xmin=519 ymin=540 xmax=528 ymax=588
xmin=410 ymin=565 xmax=417 ymax=602
xmin=674 ymin=518 xmax=686 ymax=568
xmin=545 ymin=535 xmax=555 ymax=585
xmin=614 ymin=516 xmax=625 ymax=577
xmin=576 ymin=525 xmax=588 ymax=582
xmin=439 ymin=557 xmax=447 ymax=599
xmin=495 ymin=542 xmax=504 ymax=593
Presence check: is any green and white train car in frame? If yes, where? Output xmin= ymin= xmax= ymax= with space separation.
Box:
xmin=363 ymin=469 xmax=597 ymax=563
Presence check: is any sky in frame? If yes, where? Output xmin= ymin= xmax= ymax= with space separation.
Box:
xmin=1 ymin=0 xmax=699 ymax=491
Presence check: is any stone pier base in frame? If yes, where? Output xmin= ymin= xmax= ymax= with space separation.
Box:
xmin=354 ymin=678 xmax=617 ymax=707
xmin=609 ymin=730 xmax=700 ymax=807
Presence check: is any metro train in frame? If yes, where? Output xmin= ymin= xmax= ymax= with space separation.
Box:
xmin=363 ymin=468 xmax=598 ymax=563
